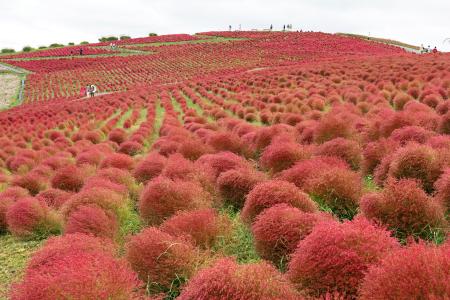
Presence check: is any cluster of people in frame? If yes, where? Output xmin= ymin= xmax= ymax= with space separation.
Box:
xmin=420 ymin=44 xmax=438 ymax=54
xmin=283 ymin=24 xmax=293 ymax=31
xmin=80 ymin=84 xmax=97 ymax=98
xmin=109 ymin=42 xmax=118 ymax=50
xmin=69 ymin=48 xmax=84 ymax=56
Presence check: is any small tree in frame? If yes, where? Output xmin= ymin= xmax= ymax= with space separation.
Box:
xmin=68 ymin=42 xmax=75 ymax=46
xmin=148 ymin=33 xmax=158 ymax=36
xmin=38 ymin=46 xmax=47 ymax=49
xmin=1 ymin=48 xmax=15 ymax=54
xmin=80 ymin=41 xmax=89 ymax=45
xmin=98 ymin=36 xmax=119 ymax=42
xmin=49 ymin=43 xmax=64 ymax=48
xmin=22 ymin=46 xmax=33 ymax=52
xmin=119 ymin=35 xmax=131 ymax=40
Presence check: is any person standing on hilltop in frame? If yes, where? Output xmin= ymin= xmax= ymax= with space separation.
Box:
xmin=270 ymin=24 xmax=273 ymax=31
xmin=79 ymin=48 xmax=83 ymax=55
xmin=432 ymin=47 xmax=438 ymax=53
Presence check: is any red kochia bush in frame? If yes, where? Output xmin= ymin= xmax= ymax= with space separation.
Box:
xmin=0 ymin=187 xmax=29 ymax=232
xmin=387 ymin=143 xmax=441 ymax=193
xmin=360 ymin=179 xmax=447 ymax=239
xmin=359 ymin=243 xmax=450 ymax=299
xmin=139 ymin=177 xmax=212 ymax=225
xmin=108 ymin=128 xmax=128 ymax=144
xmin=11 ymin=250 xmax=142 ymax=300
xmin=118 ymin=140 xmax=143 ymax=156
xmin=36 ymin=188 xmax=72 ymax=209
xmin=64 ymin=204 xmax=119 ymax=239
xmin=178 ymin=258 xmax=300 ymax=300
xmin=260 ymin=141 xmax=311 ymax=173
xmin=195 ymin=151 xmax=251 ymax=179
xmin=51 ymin=165 xmax=85 ymax=192
xmin=27 ymin=233 xmax=116 ymax=271
xmin=160 ymin=209 xmax=230 ymax=249
xmin=305 ymin=167 xmax=362 ymax=219
xmin=132 ymin=152 xmax=166 ymax=183
xmin=12 ymin=172 xmax=48 ymax=196
xmin=315 ymin=137 xmax=362 ymax=170
xmin=313 ymin=114 xmax=354 ymax=144
xmin=277 ymin=156 xmax=349 ymax=189
xmin=217 ymin=167 xmax=266 ymax=209
xmin=287 ymin=217 xmax=399 ymax=298
xmin=6 ymin=197 xmax=61 ymax=238
xmin=100 ymin=153 xmax=135 ymax=171
xmin=252 ymin=204 xmax=332 ymax=264
xmin=241 ymin=180 xmax=317 ymax=224
xmin=126 ymin=227 xmax=196 ymax=288
xmin=61 ymin=187 xmax=127 ymax=221
xmin=435 ymin=168 xmax=450 ymax=211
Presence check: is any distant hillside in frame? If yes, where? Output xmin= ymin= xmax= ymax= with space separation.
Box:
xmin=337 ymin=33 xmax=420 ymax=51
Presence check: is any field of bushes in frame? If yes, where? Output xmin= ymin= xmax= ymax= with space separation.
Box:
xmin=0 ymin=31 xmax=449 ymax=299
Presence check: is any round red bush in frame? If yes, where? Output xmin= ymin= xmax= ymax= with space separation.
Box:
xmin=133 ymin=152 xmax=166 ymax=184
xmin=287 ymin=217 xmax=399 ymax=298
xmin=12 ymin=172 xmax=48 ymax=196
xmin=207 ymin=131 xmax=245 ymax=155
xmin=11 ymin=250 xmax=142 ymax=300
xmin=313 ymin=114 xmax=354 ymax=144
xmin=217 ymin=167 xmax=266 ymax=209
xmin=178 ymin=258 xmax=301 ymax=300
xmin=315 ymin=137 xmax=363 ymax=170
xmin=100 ymin=153 xmax=135 ymax=171
xmin=51 ymin=165 xmax=85 ymax=192
xmin=160 ymin=209 xmax=229 ymax=249
xmin=435 ymin=168 xmax=450 ymax=212
xmin=6 ymin=197 xmax=61 ymax=238
xmin=36 ymin=188 xmax=72 ymax=209
xmin=277 ymin=156 xmax=349 ymax=189
xmin=61 ymin=187 xmax=127 ymax=221
xmin=252 ymin=204 xmax=332 ymax=265
xmin=260 ymin=141 xmax=311 ymax=173
xmin=108 ymin=128 xmax=128 ymax=144
xmin=27 ymin=233 xmax=116 ymax=271
xmin=305 ymin=167 xmax=362 ymax=219
xmin=195 ymin=151 xmax=251 ymax=180
xmin=242 ymin=180 xmax=317 ymax=225
xmin=64 ymin=204 xmax=119 ymax=239
xmin=139 ymin=177 xmax=212 ymax=225
xmin=359 ymin=243 xmax=450 ymax=299
xmin=387 ymin=143 xmax=441 ymax=193
xmin=360 ymin=179 xmax=447 ymax=240
xmin=126 ymin=227 xmax=196 ymax=289
xmin=118 ymin=140 xmax=142 ymax=156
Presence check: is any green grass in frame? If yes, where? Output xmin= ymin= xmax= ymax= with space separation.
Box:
xmin=144 ymin=100 xmax=165 ymax=150
xmin=181 ymin=92 xmax=213 ymax=123
xmin=212 ymin=207 xmax=260 ymax=264
xmin=124 ymin=37 xmax=246 ymax=48
xmin=169 ymin=94 xmax=185 ymax=123
xmin=0 ymin=235 xmax=44 ymax=299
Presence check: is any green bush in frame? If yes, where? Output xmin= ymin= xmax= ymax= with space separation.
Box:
xmin=119 ymin=35 xmax=131 ymax=40
xmin=80 ymin=41 xmax=89 ymax=45
xmin=98 ymin=36 xmax=119 ymax=42
xmin=22 ymin=46 xmax=33 ymax=52
xmin=68 ymin=42 xmax=75 ymax=46
xmin=1 ymin=48 xmax=15 ymax=54
xmin=49 ymin=43 xmax=64 ymax=48
xmin=38 ymin=46 xmax=47 ymax=50
xmin=148 ymin=33 xmax=158 ymax=36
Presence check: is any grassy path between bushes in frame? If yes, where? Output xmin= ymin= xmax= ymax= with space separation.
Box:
xmin=0 ymin=235 xmax=44 ymax=299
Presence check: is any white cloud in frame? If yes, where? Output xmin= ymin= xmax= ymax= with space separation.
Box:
xmin=0 ymin=0 xmax=449 ymax=51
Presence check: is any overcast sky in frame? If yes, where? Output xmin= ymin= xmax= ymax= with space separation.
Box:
xmin=1 ymin=0 xmax=449 ymax=51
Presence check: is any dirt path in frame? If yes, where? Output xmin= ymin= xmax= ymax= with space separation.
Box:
xmin=0 ymin=73 xmax=21 ymax=109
